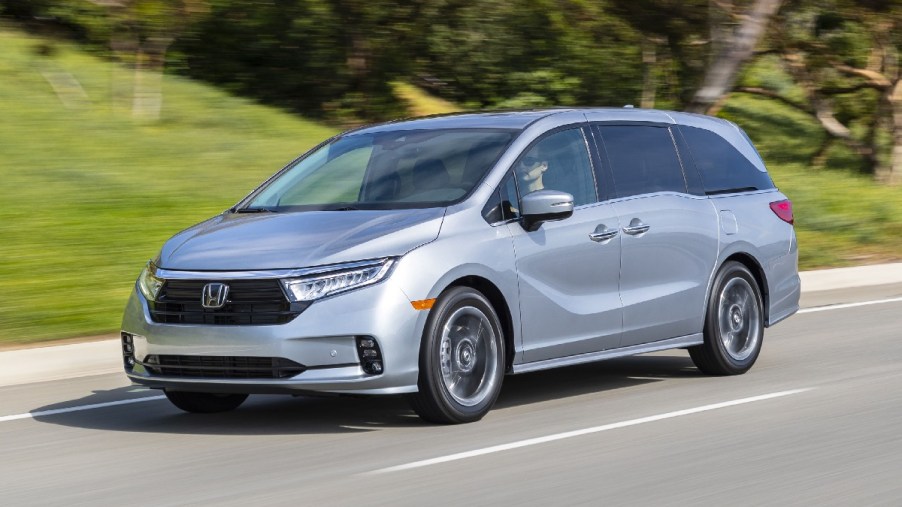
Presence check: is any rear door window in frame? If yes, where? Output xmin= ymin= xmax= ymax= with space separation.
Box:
xmin=595 ymin=125 xmax=687 ymax=198
xmin=679 ymin=126 xmax=775 ymax=194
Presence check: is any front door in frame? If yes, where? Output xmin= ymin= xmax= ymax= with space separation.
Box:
xmin=509 ymin=127 xmax=623 ymax=363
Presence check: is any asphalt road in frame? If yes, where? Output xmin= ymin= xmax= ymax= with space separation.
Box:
xmin=2 ymin=284 xmax=902 ymax=506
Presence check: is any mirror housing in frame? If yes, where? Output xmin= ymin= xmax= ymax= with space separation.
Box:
xmin=520 ymin=190 xmax=574 ymax=232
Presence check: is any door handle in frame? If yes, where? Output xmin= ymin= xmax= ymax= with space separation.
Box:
xmin=589 ymin=225 xmax=619 ymax=242
xmin=622 ymin=219 xmax=650 ymax=236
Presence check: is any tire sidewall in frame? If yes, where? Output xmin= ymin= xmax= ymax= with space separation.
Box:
xmin=705 ymin=262 xmax=764 ymax=373
xmin=419 ymin=287 xmax=505 ymax=423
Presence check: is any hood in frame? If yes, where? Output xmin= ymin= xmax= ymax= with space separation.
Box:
xmin=158 ymin=208 xmax=445 ymax=271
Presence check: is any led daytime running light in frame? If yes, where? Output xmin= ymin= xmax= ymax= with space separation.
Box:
xmin=281 ymin=259 xmax=394 ymax=302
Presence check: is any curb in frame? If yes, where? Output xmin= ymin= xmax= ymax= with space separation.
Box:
xmin=3 ymin=262 xmax=902 ymax=388
xmin=799 ymin=262 xmax=902 ymax=292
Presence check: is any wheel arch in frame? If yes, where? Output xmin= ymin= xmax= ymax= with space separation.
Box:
xmin=719 ymin=252 xmax=770 ymax=325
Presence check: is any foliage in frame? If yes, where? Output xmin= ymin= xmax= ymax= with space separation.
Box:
xmin=419 ymin=0 xmax=645 ymax=109
xmin=752 ymin=0 xmax=902 ymax=179
xmin=607 ymin=0 xmax=710 ymax=106
xmin=722 ymin=94 xmax=902 ymax=267
xmin=173 ymin=0 xmax=426 ymax=121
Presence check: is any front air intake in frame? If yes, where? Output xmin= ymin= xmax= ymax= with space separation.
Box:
xmin=142 ymin=355 xmax=306 ymax=379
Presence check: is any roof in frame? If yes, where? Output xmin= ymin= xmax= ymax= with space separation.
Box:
xmin=346 ymin=107 xmax=733 ymax=135
xmin=349 ymin=110 xmax=570 ymax=135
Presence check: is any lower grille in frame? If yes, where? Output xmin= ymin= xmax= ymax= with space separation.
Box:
xmin=143 ymin=355 xmax=306 ymax=379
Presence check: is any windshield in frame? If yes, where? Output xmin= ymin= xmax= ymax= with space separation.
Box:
xmin=243 ymin=128 xmax=517 ymax=211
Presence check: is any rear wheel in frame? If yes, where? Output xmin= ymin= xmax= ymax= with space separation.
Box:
xmin=690 ymin=261 xmax=764 ymax=375
xmin=408 ymin=287 xmax=505 ymax=424
xmin=164 ymin=391 xmax=248 ymax=413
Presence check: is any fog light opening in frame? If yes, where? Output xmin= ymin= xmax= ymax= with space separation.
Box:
xmin=355 ymin=336 xmax=384 ymax=376
xmin=368 ymin=361 xmax=383 ymax=374
xmin=121 ymin=332 xmax=136 ymax=371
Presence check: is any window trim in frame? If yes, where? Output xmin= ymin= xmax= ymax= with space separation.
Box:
xmin=481 ymin=170 xmax=522 ymax=226
xmin=670 ymin=125 xmax=706 ymax=196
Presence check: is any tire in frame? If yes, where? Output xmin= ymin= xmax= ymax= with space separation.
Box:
xmin=164 ymin=391 xmax=248 ymax=413
xmin=408 ymin=287 xmax=505 ymax=424
xmin=689 ymin=261 xmax=764 ymax=376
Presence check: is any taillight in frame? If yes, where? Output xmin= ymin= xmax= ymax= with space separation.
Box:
xmin=769 ymin=199 xmax=794 ymax=224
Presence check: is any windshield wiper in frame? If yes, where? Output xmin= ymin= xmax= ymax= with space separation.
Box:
xmin=233 ymin=207 xmax=275 ymax=213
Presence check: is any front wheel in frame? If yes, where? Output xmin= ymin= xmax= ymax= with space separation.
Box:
xmin=408 ymin=287 xmax=505 ymax=424
xmin=164 ymin=391 xmax=248 ymax=413
xmin=690 ymin=261 xmax=764 ymax=375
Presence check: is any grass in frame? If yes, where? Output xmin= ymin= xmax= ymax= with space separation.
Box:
xmin=391 ymin=81 xmax=461 ymax=117
xmin=0 ymin=25 xmax=336 ymax=343
xmin=1 ymin=24 xmax=901 ymax=345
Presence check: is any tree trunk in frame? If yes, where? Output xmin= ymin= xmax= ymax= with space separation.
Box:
xmin=686 ymin=0 xmax=783 ymax=114
xmin=640 ymin=38 xmax=657 ymax=109
xmin=132 ymin=36 xmax=172 ymax=121
xmin=887 ymin=80 xmax=902 ymax=185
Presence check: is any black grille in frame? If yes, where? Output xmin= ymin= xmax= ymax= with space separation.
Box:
xmin=149 ymin=279 xmax=305 ymax=325
xmin=143 ymin=355 xmax=306 ymax=379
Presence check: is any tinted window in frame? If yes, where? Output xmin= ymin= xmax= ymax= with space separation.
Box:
xmin=482 ymin=172 xmax=520 ymax=224
xmin=596 ymin=125 xmax=687 ymax=198
xmin=680 ymin=126 xmax=775 ymax=194
xmin=515 ymin=128 xmax=596 ymax=206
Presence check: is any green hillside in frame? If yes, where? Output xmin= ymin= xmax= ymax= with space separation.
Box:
xmin=1 ymin=24 xmax=901 ymax=345
xmin=0 ymin=25 xmax=336 ymax=343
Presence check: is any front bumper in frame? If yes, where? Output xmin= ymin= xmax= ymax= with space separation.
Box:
xmin=121 ymin=276 xmax=425 ymax=395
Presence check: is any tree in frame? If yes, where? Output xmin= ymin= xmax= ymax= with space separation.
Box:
xmin=734 ymin=0 xmax=901 ymax=182
xmin=607 ymin=0 xmax=709 ymax=108
xmin=174 ymin=0 xmax=431 ymax=122
xmin=104 ymin=0 xmax=209 ymax=119
xmin=420 ymin=0 xmax=646 ymax=109
xmin=687 ymin=0 xmax=784 ymax=113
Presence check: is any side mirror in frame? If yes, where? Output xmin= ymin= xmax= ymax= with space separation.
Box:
xmin=520 ymin=190 xmax=574 ymax=232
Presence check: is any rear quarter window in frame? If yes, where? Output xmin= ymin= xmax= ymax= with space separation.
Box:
xmin=680 ymin=126 xmax=775 ymax=195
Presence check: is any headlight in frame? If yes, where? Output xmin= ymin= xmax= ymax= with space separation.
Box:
xmin=138 ymin=262 xmax=164 ymax=301
xmin=281 ymin=258 xmax=395 ymax=302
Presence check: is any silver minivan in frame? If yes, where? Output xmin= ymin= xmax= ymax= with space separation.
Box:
xmin=122 ymin=108 xmax=800 ymax=423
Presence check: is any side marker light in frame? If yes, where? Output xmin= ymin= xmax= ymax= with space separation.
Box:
xmin=411 ymin=299 xmax=436 ymax=311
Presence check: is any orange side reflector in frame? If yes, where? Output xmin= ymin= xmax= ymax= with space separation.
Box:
xmin=411 ymin=298 xmax=436 ymax=310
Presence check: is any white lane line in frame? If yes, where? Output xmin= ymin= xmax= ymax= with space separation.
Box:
xmin=0 ymin=395 xmax=166 ymax=423
xmin=366 ymin=388 xmax=812 ymax=475
xmin=798 ymin=296 xmax=902 ymax=314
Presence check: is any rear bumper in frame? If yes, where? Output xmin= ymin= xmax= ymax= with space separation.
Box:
xmin=766 ymin=229 xmax=800 ymax=327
